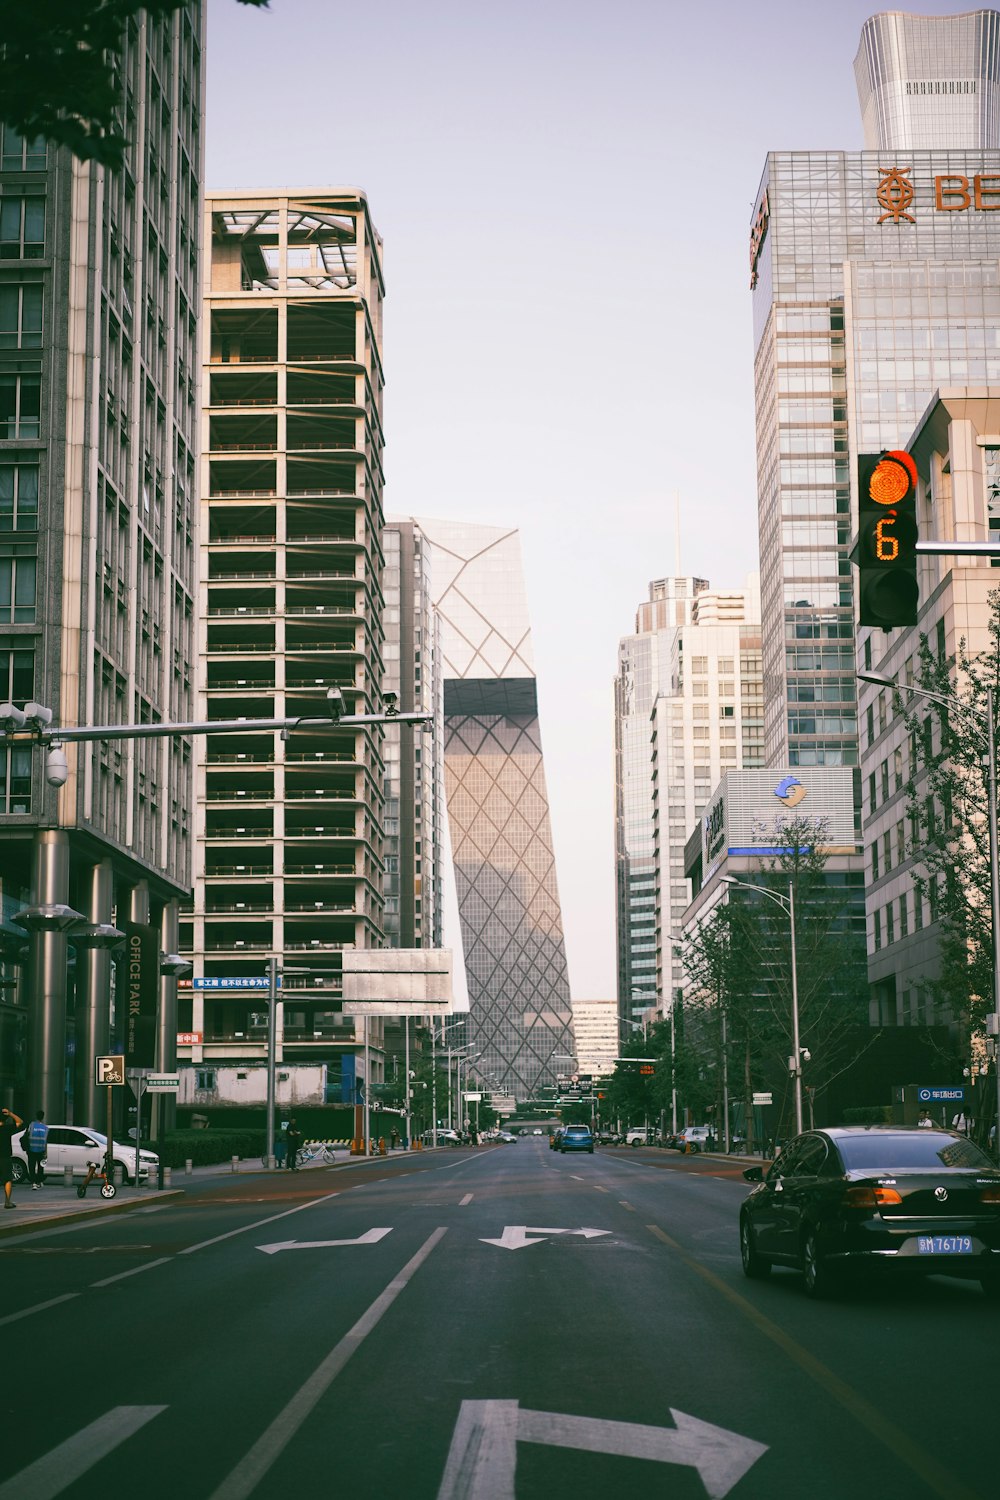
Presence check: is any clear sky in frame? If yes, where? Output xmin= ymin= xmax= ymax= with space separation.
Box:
xmin=204 ymin=0 xmax=956 ymax=998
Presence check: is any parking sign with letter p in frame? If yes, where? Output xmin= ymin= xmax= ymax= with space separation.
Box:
xmin=95 ymin=1056 xmax=125 ymax=1086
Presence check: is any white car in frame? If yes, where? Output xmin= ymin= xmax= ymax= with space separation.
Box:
xmin=677 ymin=1125 xmax=713 ymax=1153
xmin=12 ymin=1125 xmax=158 ymax=1185
xmin=626 ymin=1126 xmax=655 ymax=1147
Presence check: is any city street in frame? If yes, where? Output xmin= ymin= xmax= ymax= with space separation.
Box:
xmin=1 ymin=1136 xmax=995 ymax=1500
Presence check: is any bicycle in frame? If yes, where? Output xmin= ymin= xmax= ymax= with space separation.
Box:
xmin=296 ymin=1142 xmax=338 ymax=1166
xmin=77 ymin=1159 xmax=117 ymax=1199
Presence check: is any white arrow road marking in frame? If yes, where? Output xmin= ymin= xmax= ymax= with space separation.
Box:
xmin=437 ymin=1400 xmax=768 ymax=1500
xmin=0 ymin=1406 xmax=167 ymax=1500
xmin=257 ymin=1227 xmax=392 ymax=1255
xmin=479 ymin=1226 xmax=611 ymax=1250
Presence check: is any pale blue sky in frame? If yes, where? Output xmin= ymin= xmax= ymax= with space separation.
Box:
xmin=204 ymin=0 xmax=957 ymax=997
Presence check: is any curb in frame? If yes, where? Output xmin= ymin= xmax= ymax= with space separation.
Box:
xmin=0 ymin=1188 xmax=186 ymax=1239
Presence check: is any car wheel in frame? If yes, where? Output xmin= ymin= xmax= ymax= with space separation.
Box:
xmin=740 ymin=1215 xmax=771 ymax=1279
xmin=588 ymin=1147 xmax=593 ymax=1154
xmin=11 ymin=1159 xmax=27 ymax=1185
xmin=631 ymin=1140 xmax=640 ymax=1148
xmin=801 ymin=1230 xmax=837 ymax=1299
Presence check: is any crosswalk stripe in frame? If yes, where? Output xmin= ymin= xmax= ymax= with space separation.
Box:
xmin=0 ymin=1406 xmax=166 ymax=1500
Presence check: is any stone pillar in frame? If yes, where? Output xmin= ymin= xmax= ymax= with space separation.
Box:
xmin=153 ymin=899 xmax=180 ymax=1139
xmin=28 ymin=830 xmax=72 ymax=1121
xmin=72 ymin=859 xmax=115 ymax=1125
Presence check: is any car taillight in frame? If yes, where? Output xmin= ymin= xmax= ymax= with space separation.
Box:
xmin=980 ymin=1187 xmax=1000 ymax=1204
xmin=843 ymin=1185 xmax=902 ymax=1207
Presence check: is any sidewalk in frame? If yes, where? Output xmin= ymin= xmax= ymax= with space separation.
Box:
xmin=0 ymin=1146 xmax=434 ymax=1239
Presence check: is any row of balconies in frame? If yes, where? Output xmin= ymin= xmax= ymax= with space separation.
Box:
xmin=208 ymin=369 xmax=360 ymax=408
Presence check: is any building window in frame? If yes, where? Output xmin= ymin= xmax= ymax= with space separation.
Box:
xmin=0 ymin=374 xmax=40 ymax=438
xmin=0 ymin=196 xmax=45 ymax=259
xmin=0 ymin=546 xmax=36 ymax=621
xmin=0 ymin=127 xmax=46 ymax=172
xmin=0 ymin=462 xmax=38 ymax=530
xmin=0 ymin=284 xmax=42 ymax=349
xmin=196 ymin=1069 xmax=216 ymax=1091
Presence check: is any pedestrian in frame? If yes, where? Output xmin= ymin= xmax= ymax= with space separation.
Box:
xmin=918 ymin=1109 xmax=934 ymax=1128
xmin=390 ymin=1128 xmax=399 ymax=1151
xmin=285 ymin=1117 xmax=301 ymax=1170
xmin=951 ymin=1111 xmax=969 ymax=1134
xmin=26 ymin=1109 xmax=47 ymax=1188
xmin=0 ymin=1105 xmax=24 ymax=1209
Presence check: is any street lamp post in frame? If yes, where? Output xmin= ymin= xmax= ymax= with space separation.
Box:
xmin=722 ymin=875 xmax=803 ymax=1135
xmin=859 ymin=670 xmax=1000 ymax=1153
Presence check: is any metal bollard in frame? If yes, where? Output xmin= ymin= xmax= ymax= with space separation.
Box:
xmin=64 ymin=1165 xmax=73 ymax=1187
xmin=162 ymin=1166 xmax=172 ymax=1188
xmin=231 ymin=1154 xmax=239 ymax=1173
xmin=185 ymin=1158 xmax=193 ymax=1176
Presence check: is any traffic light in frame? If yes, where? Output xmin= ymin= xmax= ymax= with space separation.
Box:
xmin=857 ymin=450 xmax=919 ymax=628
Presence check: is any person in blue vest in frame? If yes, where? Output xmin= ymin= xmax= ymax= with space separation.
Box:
xmin=26 ymin=1110 xmax=48 ymax=1188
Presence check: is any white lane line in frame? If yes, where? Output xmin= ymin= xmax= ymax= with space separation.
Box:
xmin=593 ymin=1185 xmax=610 ymax=1193
xmin=0 ymin=1405 xmax=166 ymax=1500
xmin=569 ymin=1175 xmax=584 ymax=1181
xmin=460 ymin=1193 xmax=474 ymax=1206
xmin=209 ymin=1227 xmax=448 ymax=1500
xmin=0 ymin=1292 xmax=79 ymax=1328
xmin=619 ymin=1201 xmax=637 ymax=1212
xmin=178 ymin=1188 xmax=343 ymax=1255
xmin=91 ymin=1256 xmax=174 ymax=1288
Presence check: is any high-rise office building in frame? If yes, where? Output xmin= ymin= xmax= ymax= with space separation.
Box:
xmin=381 ymin=520 xmax=443 ymax=953
xmin=0 ymin=8 xmax=205 ymax=1122
xmin=856 ymin=9 xmax=1000 ymax=151
xmin=417 ymin=518 xmax=575 ymax=1101
xmin=614 ymin=576 xmax=762 ymax=1034
xmin=185 ymin=190 xmax=388 ymax=1106
xmin=750 ymin=10 xmax=1000 ymax=773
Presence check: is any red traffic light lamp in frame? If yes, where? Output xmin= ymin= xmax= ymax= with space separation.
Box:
xmin=857 ymin=449 xmax=919 ymax=629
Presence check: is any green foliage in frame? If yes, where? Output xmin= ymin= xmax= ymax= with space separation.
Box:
xmin=0 ymin=0 xmax=269 ymax=169
xmin=840 ymin=1105 xmax=893 ymax=1126
xmin=897 ymin=591 xmax=1000 ymax=1039
xmin=158 ymin=1128 xmax=265 ymax=1168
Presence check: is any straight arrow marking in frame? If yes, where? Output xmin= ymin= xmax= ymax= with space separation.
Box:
xmin=257 ymin=1227 xmax=392 ymax=1255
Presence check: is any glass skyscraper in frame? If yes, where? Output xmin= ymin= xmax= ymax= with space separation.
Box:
xmin=417 ymin=518 xmax=575 ymax=1102
xmin=752 ymin=11 xmax=1000 ymax=769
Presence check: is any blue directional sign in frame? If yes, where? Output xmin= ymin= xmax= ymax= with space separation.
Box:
xmin=193 ymin=976 xmax=281 ymax=990
xmin=917 ymin=1086 xmax=964 ymax=1103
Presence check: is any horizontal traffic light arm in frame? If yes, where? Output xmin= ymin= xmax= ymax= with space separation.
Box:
xmin=915 ymin=541 xmax=1000 ymax=555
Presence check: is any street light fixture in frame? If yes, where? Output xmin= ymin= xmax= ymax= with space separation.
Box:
xmin=722 ymin=874 xmax=804 ymax=1135
xmin=858 ymin=668 xmax=1000 ymax=1152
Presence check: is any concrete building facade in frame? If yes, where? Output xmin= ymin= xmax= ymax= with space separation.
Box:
xmin=0 ymin=8 xmax=205 ymax=1122
xmin=183 ymin=189 xmax=389 ymax=1110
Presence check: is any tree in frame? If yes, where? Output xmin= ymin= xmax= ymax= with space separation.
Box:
xmin=0 ymin=1 xmax=270 ymax=169
xmin=898 ymin=591 xmax=1000 ymax=1045
xmin=681 ymin=816 xmax=870 ymax=1142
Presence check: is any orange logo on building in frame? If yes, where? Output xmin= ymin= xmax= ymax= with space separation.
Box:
xmin=876 ymin=166 xmax=916 ymax=224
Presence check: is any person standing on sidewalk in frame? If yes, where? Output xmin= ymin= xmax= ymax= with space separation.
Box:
xmin=26 ymin=1110 xmax=48 ymax=1188
xmin=0 ymin=1105 xmax=24 ymax=1209
xmin=285 ymin=1118 xmax=301 ymax=1171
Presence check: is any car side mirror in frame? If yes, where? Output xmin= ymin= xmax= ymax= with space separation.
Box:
xmin=743 ymin=1166 xmax=764 ymax=1182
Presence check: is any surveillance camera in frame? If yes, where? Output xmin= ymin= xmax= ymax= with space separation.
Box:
xmin=383 ymin=691 xmax=399 ymax=717
xmin=45 ymin=745 xmax=69 ymax=788
xmin=800 ymin=1048 xmax=811 ymax=1064
xmin=0 ymin=702 xmax=27 ymax=733
xmin=326 ymin=687 xmax=345 ymax=721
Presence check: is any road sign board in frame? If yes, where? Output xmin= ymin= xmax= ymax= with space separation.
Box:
xmin=464 ymin=1091 xmax=483 ymax=1101
xmin=917 ymin=1086 xmax=964 ymax=1102
xmin=752 ymin=1092 xmax=773 ymax=1105
xmin=146 ymin=1074 xmax=180 ymax=1092
xmin=95 ymin=1056 xmax=126 ymax=1086
xmin=193 ymin=976 xmax=280 ymax=990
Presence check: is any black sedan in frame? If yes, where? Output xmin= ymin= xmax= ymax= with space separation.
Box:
xmin=739 ymin=1127 xmax=1000 ymax=1299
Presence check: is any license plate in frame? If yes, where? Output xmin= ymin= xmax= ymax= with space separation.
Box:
xmin=917 ymin=1235 xmax=973 ymax=1255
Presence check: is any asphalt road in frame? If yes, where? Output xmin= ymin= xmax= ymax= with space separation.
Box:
xmin=1 ymin=1138 xmax=996 ymax=1499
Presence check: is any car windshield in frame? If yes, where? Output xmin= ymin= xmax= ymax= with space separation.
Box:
xmin=837 ymin=1132 xmax=993 ymax=1172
